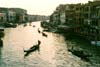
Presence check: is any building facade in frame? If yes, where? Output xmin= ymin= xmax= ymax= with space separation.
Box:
xmin=49 ymin=1 xmax=100 ymax=41
xmin=28 ymin=15 xmax=37 ymax=22
xmin=10 ymin=8 xmax=28 ymax=23
xmin=0 ymin=7 xmax=8 ymax=24
xmin=8 ymin=8 xmax=16 ymax=23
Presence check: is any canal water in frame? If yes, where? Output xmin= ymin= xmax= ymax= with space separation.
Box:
xmin=0 ymin=21 xmax=91 ymax=67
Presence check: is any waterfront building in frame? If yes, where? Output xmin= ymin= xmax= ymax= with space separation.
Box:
xmin=0 ymin=13 xmax=7 ymax=23
xmin=8 ymin=8 xmax=16 ymax=23
xmin=28 ymin=15 xmax=37 ymax=22
xmin=0 ymin=7 xmax=8 ymax=24
xmin=10 ymin=8 xmax=28 ymax=23
xmin=49 ymin=1 xmax=100 ymax=42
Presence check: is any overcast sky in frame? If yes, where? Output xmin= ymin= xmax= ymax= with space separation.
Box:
xmin=0 ymin=0 xmax=93 ymax=16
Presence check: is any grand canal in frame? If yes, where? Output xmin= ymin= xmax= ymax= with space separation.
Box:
xmin=0 ymin=21 xmax=92 ymax=67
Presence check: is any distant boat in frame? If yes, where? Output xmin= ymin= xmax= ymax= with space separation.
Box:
xmin=0 ymin=31 xmax=5 ymax=38
xmin=23 ymin=24 xmax=27 ymax=27
xmin=33 ymin=25 xmax=35 ymax=27
xmin=68 ymin=47 xmax=92 ymax=62
xmin=0 ymin=39 xmax=3 ymax=47
xmin=4 ymin=23 xmax=17 ymax=28
xmin=0 ymin=28 xmax=4 ymax=31
xmin=38 ymin=28 xmax=41 ymax=33
xmin=42 ymin=32 xmax=48 ymax=37
xmin=29 ymin=23 xmax=32 ymax=26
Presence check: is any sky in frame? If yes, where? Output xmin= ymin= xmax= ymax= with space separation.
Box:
xmin=0 ymin=0 xmax=93 ymax=16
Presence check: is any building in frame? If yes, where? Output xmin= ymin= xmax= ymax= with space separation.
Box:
xmin=0 ymin=13 xmax=7 ymax=23
xmin=10 ymin=8 xmax=28 ymax=23
xmin=0 ymin=7 xmax=8 ymax=24
xmin=59 ymin=5 xmax=66 ymax=25
xmin=8 ymin=8 xmax=16 ymax=23
xmin=28 ymin=15 xmax=36 ymax=22
xmin=49 ymin=1 xmax=100 ymax=42
xmin=35 ymin=15 xmax=49 ymax=21
xmin=52 ymin=11 xmax=60 ymax=25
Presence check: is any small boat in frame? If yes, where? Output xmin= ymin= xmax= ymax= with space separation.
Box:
xmin=4 ymin=23 xmax=17 ymax=28
xmin=0 ymin=27 xmax=4 ymax=31
xmin=24 ymin=45 xmax=39 ymax=52
xmin=24 ymin=45 xmax=40 ymax=57
xmin=0 ymin=31 xmax=5 ymax=38
xmin=0 ymin=29 xmax=4 ymax=31
xmin=0 ymin=39 xmax=3 ymax=47
xmin=29 ymin=23 xmax=32 ymax=26
xmin=24 ymin=40 xmax=41 ymax=57
xmin=33 ymin=25 xmax=35 ymax=27
xmin=42 ymin=32 xmax=48 ymax=37
xmin=68 ymin=47 xmax=92 ymax=62
xmin=23 ymin=24 xmax=27 ymax=27
xmin=38 ymin=28 xmax=41 ymax=33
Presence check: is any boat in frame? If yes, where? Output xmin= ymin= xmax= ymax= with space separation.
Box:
xmin=24 ymin=40 xmax=41 ymax=57
xmin=68 ymin=47 xmax=92 ymax=62
xmin=23 ymin=24 xmax=27 ymax=27
xmin=0 ymin=28 xmax=4 ymax=31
